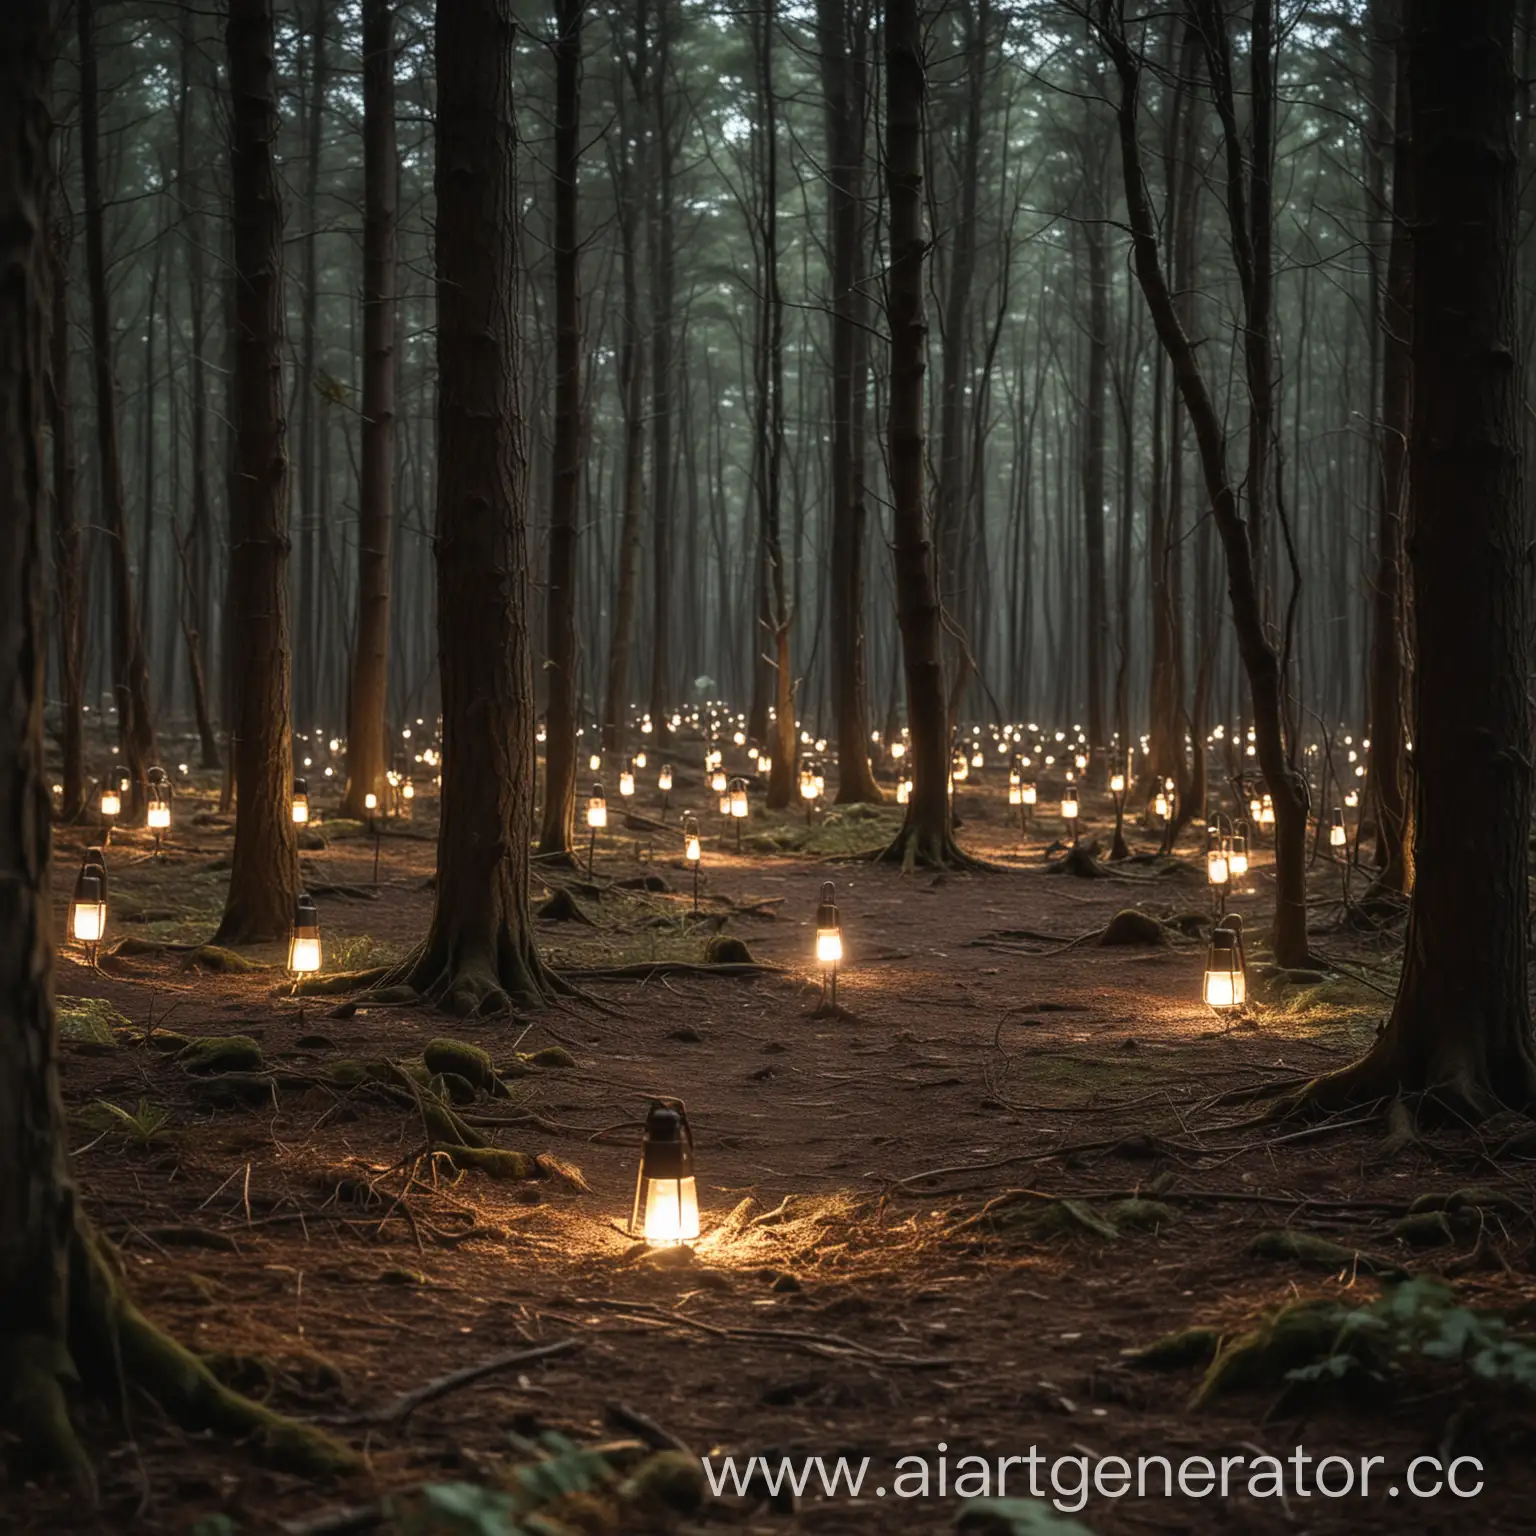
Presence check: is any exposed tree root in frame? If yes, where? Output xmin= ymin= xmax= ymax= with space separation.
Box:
xmin=873 ymin=820 xmax=993 ymax=873
xmin=6 ymin=1217 xmax=359 ymax=1495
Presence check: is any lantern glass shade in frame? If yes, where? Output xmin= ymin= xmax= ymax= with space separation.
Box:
xmin=890 ymin=740 xmax=906 ymax=759
xmin=952 ymin=758 xmax=969 ymax=782
xmin=147 ymin=801 xmax=171 ymax=831
xmin=292 ymin=778 xmax=310 ymax=824
xmin=589 ymin=752 xmax=602 ymax=772
xmin=100 ymin=788 xmax=121 ymax=818
xmin=631 ymin=1102 xmax=700 ymax=1247
xmin=364 ymin=791 xmax=378 ymax=811
xmin=288 ymin=894 xmax=321 ymax=974
xmin=1207 ymin=849 xmax=1230 ymax=885
xmin=685 ymin=835 xmax=702 ymax=863
xmin=1203 ymin=932 xmax=1246 ymax=1011
xmin=619 ymin=770 xmax=635 ymax=797
xmin=896 ymin=779 xmax=911 ymax=805
xmin=587 ymin=787 xmax=608 ymax=829
xmin=1260 ymin=797 xmax=1275 ymax=827
xmin=1062 ymin=789 xmax=1079 ymax=818
xmin=1229 ymin=835 xmax=1249 ymax=877
xmin=1344 ymin=788 xmax=1359 ymax=808
xmin=710 ymin=769 xmax=727 ymax=794
xmin=971 ymin=751 xmax=984 ymax=768
xmin=1110 ymin=772 xmax=1126 ymax=795
xmin=729 ymin=781 xmax=749 ymax=818
xmin=1329 ymin=810 xmax=1347 ymax=847
xmin=71 ymin=871 xmax=106 ymax=944
xmin=1008 ymin=784 xmax=1022 ymax=806
xmin=799 ymin=771 xmax=816 ymax=800
xmin=659 ymin=765 xmax=673 ymax=791
xmin=1022 ymin=783 xmax=1037 ymax=805
xmin=815 ymin=881 xmax=842 ymax=966
xmin=1154 ymin=793 xmax=1169 ymax=818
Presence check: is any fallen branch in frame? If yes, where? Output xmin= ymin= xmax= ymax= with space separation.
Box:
xmin=357 ymin=1338 xmax=583 ymax=1427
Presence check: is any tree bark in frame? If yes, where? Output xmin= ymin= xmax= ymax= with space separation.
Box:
xmin=879 ymin=0 xmax=973 ymax=868
xmin=175 ymin=0 xmax=221 ymax=771
xmin=77 ymin=0 xmax=157 ymax=819
xmin=46 ymin=213 xmax=84 ymax=821
xmin=1366 ymin=0 xmax=1412 ymax=893
xmin=216 ymin=0 xmax=300 ymax=943
xmin=411 ymin=0 xmax=553 ymax=1013
xmin=538 ymin=0 xmax=582 ymax=856
xmin=341 ymin=0 xmax=397 ymax=821
xmin=819 ymin=0 xmax=882 ymax=804
xmin=1297 ymin=0 xmax=1535 ymax=1116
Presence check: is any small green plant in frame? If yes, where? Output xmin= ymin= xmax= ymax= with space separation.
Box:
xmin=90 ymin=1098 xmax=175 ymax=1148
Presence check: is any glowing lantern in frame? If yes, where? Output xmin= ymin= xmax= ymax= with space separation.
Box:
xmin=402 ymin=778 xmax=415 ymax=802
xmin=1109 ymin=770 xmax=1126 ymax=795
xmin=1329 ymin=808 xmax=1347 ymax=848
xmin=1008 ymin=782 xmax=1023 ymax=807
xmin=291 ymin=777 xmax=310 ymax=824
xmin=710 ymin=767 xmax=727 ymax=794
xmin=1259 ymin=794 xmax=1275 ymax=828
xmin=890 ymin=739 xmax=906 ymax=760
xmin=1229 ymin=830 xmax=1249 ymax=878
xmin=1061 ymin=784 xmax=1079 ymax=821
xmin=729 ymin=778 xmax=749 ymax=819
xmin=951 ymin=755 xmax=969 ymax=783
xmin=70 ymin=858 xmax=107 ymax=946
xmin=586 ymin=784 xmax=608 ymax=829
xmin=1203 ymin=923 xmax=1247 ymax=1013
xmin=288 ymin=891 xmax=322 ymax=975
xmin=658 ymin=764 xmax=674 ymax=793
xmin=971 ymin=750 xmax=984 ymax=768
xmin=1154 ymin=788 xmax=1171 ymax=819
xmin=1207 ymin=842 xmax=1230 ymax=886
xmin=683 ymin=814 xmax=702 ymax=864
xmin=630 ymin=1100 xmax=700 ymax=1248
xmin=99 ymin=780 xmax=122 ymax=821
xmin=896 ymin=778 xmax=911 ymax=805
xmin=589 ymin=752 xmax=602 ymax=772
xmin=1344 ymin=787 xmax=1359 ymax=809
xmin=1022 ymin=782 xmax=1037 ymax=806
xmin=364 ymin=791 xmax=378 ymax=812
xmin=815 ymin=879 xmax=844 ymax=976
xmin=536 ymin=721 xmax=547 ymax=743
xmin=146 ymin=772 xmax=172 ymax=831
xmin=619 ymin=766 xmax=636 ymax=798
xmin=634 ymin=751 xmax=647 ymax=769
xmin=799 ymin=766 xmax=817 ymax=802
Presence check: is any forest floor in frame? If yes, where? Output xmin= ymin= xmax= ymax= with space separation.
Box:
xmin=19 ymin=757 xmax=1536 ymax=1535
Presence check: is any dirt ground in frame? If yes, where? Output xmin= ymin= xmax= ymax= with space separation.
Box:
xmin=18 ymin=750 xmax=1536 ymax=1535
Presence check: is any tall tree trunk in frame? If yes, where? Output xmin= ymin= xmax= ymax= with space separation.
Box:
xmin=47 ymin=214 xmax=85 ymax=820
xmin=1080 ymin=206 xmax=1110 ymax=751
xmin=176 ymin=0 xmax=220 ymax=769
xmin=820 ymin=0 xmax=882 ymax=803
xmin=1301 ymin=0 xmax=1535 ymax=1116
xmin=216 ymin=0 xmax=300 ymax=943
xmin=78 ymin=0 xmax=156 ymax=818
xmin=294 ymin=0 xmax=328 ymax=731
xmin=341 ymin=0 xmax=396 ymax=820
xmin=600 ymin=14 xmax=647 ymax=757
xmin=646 ymin=0 xmax=676 ymax=727
xmin=880 ymin=0 xmax=971 ymax=868
xmin=410 ymin=0 xmax=553 ymax=1012
xmin=1367 ymin=0 xmax=1412 ymax=893
xmin=0 ymin=4 xmax=83 ymax=1478
xmin=538 ymin=0 xmax=582 ymax=855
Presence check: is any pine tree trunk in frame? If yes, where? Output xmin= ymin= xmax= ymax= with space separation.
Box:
xmin=538 ymin=0 xmax=582 ymax=856
xmin=47 ymin=216 xmax=85 ymax=821
xmin=216 ymin=0 xmax=300 ymax=944
xmin=880 ymin=0 xmax=971 ymax=868
xmin=176 ymin=0 xmax=221 ymax=770
xmin=341 ymin=0 xmax=396 ymax=820
xmin=1367 ymin=0 xmax=1412 ymax=893
xmin=1080 ymin=208 xmax=1110 ymax=752
xmin=1301 ymin=0 xmax=1536 ymax=1116
xmin=78 ymin=0 xmax=157 ymax=819
xmin=647 ymin=0 xmax=676 ymax=728
xmin=0 ymin=4 xmax=86 ymax=1483
xmin=411 ymin=0 xmax=552 ymax=1013
xmin=820 ymin=0 xmax=882 ymax=804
